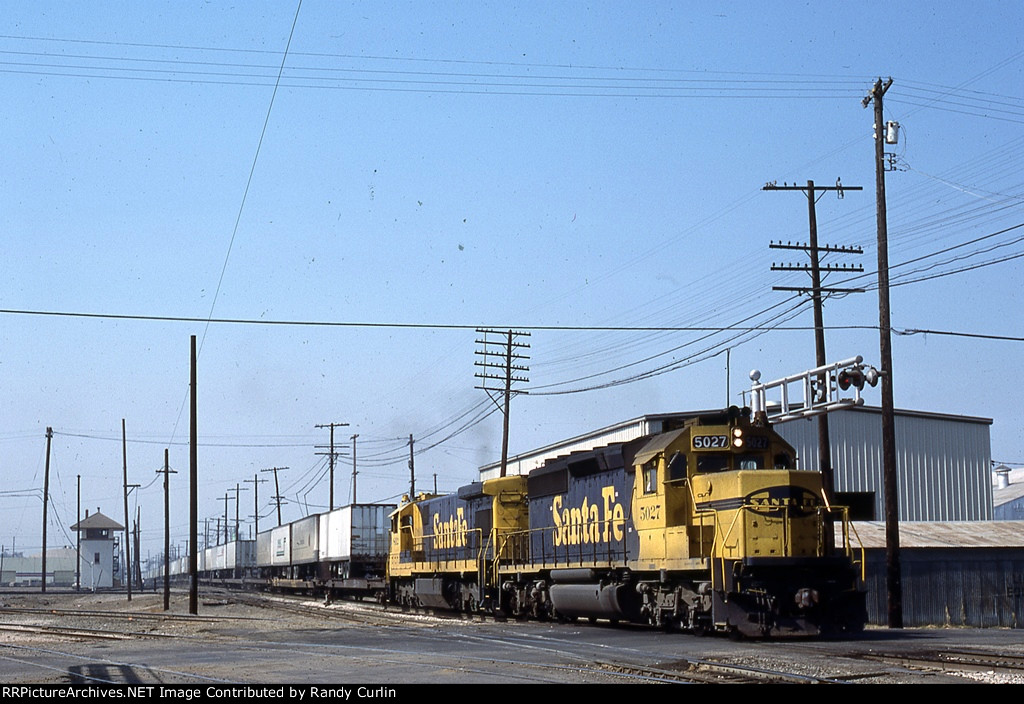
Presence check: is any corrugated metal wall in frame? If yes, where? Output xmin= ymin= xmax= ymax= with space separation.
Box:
xmin=776 ymin=408 xmax=992 ymax=521
xmin=863 ymin=549 xmax=1023 ymax=627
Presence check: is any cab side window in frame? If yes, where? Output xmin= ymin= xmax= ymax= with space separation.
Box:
xmin=642 ymin=459 xmax=658 ymax=494
xmin=667 ymin=452 xmax=687 ymax=481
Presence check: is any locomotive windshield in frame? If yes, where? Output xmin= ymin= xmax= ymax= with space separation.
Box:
xmin=694 ymin=452 xmax=773 ymax=473
xmin=696 ymin=454 xmax=729 ymax=473
xmin=736 ymin=454 xmax=763 ymax=470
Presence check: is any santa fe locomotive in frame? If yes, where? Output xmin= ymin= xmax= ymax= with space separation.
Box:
xmin=388 ymin=407 xmax=867 ymax=637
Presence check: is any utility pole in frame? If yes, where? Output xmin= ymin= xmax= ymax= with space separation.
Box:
xmin=315 ymin=422 xmax=349 ymax=511
xmin=157 ymin=449 xmax=176 ymax=611
xmin=133 ymin=506 xmax=142 ymax=592
xmin=475 ymin=328 xmax=531 ymax=477
xmin=122 ymin=419 xmax=132 ymax=600
xmin=351 ymin=434 xmax=359 ymax=504
xmin=408 ymin=435 xmax=415 ymax=498
xmin=231 ymin=483 xmax=248 ymax=541
xmin=864 ymin=76 xmax=902 ymax=629
xmin=261 ymin=467 xmax=288 ymax=526
xmin=42 ymin=427 xmax=52 ymax=594
xmin=219 ymin=494 xmax=232 ymax=544
xmin=189 ymin=334 xmax=198 ymax=615
xmin=764 ymin=179 xmax=863 ymax=516
xmin=245 ymin=474 xmax=266 ymax=536
xmin=76 ymin=474 xmax=81 ymax=592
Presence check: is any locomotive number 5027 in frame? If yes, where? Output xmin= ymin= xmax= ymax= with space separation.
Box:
xmin=692 ymin=434 xmax=729 ymax=449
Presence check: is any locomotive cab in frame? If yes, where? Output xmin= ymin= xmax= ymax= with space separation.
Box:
xmin=629 ymin=407 xmax=866 ymax=637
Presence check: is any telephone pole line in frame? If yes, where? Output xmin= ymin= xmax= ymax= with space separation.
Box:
xmin=122 ymin=419 xmax=132 ymax=600
xmin=76 ymin=474 xmax=81 ymax=593
xmin=408 ymin=434 xmax=415 ymax=498
xmin=763 ymin=179 xmax=863 ymax=516
xmin=189 ymin=334 xmax=198 ymax=615
xmin=244 ymin=474 xmax=267 ymax=536
xmin=231 ymin=483 xmax=248 ymax=541
xmin=42 ymin=427 xmax=52 ymax=594
xmin=864 ymin=76 xmax=902 ymax=629
xmin=218 ymin=493 xmax=232 ymax=544
xmin=156 ymin=448 xmax=176 ymax=611
xmin=260 ymin=466 xmax=288 ymax=526
xmin=350 ymin=434 xmax=359 ymax=504
xmin=475 ymin=328 xmax=531 ymax=477
xmin=315 ymin=422 xmax=349 ymax=510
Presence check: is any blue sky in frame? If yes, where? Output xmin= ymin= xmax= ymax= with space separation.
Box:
xmin=2 ymin=2 xmax=1022 ymax=561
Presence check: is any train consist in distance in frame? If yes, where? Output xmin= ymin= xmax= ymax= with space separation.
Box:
xmin=153 ymin=504 xmax=395 ymax=598
xmin=153 ymin=407 xmax=868 ymax=638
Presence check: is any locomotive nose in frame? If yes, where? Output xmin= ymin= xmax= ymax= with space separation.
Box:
xmin=794 ymin=588 xmax=820 ymax=610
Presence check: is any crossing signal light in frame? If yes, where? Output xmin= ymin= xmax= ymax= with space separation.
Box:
xmin=837 ymin=366 xmax=880 ymax=391
xmin=837 ymin=368 xmax=865 ymax=391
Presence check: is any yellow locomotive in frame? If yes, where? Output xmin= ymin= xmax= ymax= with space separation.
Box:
xmin=388 ymin=407 xmax=867 ymax=637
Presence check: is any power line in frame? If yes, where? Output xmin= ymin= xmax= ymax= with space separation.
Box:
xmin=0 ymin=306 xmax=871 ymax=332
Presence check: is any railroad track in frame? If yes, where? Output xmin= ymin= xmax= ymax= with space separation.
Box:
xmin=206 ymin=588 xmax=432 ymax=629
xmin=859 ymin=649 xmax=1024 ymax=683
xmin=0 ymin=623 xmax=139 ymax=641
xmin=0 ymin=605 xmax=263 ymax=623
xmin=590 ymin=659 xmax=849 ymax=684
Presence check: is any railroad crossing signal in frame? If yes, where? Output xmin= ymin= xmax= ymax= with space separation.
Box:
xmin=837 ymin=366 xmax=880 ymax=391
xmin=750 ymin=356 xmax=882 ymax=423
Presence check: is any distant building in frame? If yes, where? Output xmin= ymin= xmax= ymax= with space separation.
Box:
xmin=0 ymin=548 xmax=76 ymax=587
xmin=481 ymin=406 xmax=993 ymax=521
xmin=993 ymin=465 xmax=1024 ymax=521
xmin=71 ymin=509 xmax=125 ymax=589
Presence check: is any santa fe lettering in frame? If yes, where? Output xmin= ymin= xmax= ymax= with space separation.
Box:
xmin=551 ymin=485 xmax=624 ymax=546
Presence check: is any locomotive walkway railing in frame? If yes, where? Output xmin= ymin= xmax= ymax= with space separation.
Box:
xmin=500 ymin=520 xmax=630 ymax=571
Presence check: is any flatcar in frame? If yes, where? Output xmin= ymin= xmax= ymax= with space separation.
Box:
xmin=387 ymin=407 xmax=867 ymax=637
xmin=147 ymin=503 xmax=394 ymax=599
xmin=254 ymin=503 xmax=395 ymax=596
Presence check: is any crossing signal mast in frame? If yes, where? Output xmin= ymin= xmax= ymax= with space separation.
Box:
xmin=749 ymin=356 xmax=880 ymax=424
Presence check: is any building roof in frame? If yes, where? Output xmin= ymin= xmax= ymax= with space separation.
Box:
xmin=848 ymin=521 xmax=1024 ymax=549
xmin=775 ymin=404 xmax=992 ymax=427
xmin=993 ymin=466 xmax=1024 ymax=508
xmin=71 ymin=511 xmax=124 ymax=531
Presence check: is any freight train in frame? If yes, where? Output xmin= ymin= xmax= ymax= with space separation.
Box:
xmin=388 ymin=407 xmax=866 ymax=637
xmin=150 ymin=407 xmax=867 ymax=637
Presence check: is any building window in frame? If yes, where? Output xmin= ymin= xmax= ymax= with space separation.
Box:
xmin=94 ymin=553 xmax=101 ymax=565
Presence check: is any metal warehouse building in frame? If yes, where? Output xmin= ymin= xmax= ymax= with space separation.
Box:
xmin=483 ymin=406 xmax=994 ymax=521
xmin=775 ymin=406 xmax=993 ymax=521
xmin=853 ymin=521 xmax=1024 ymax=628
